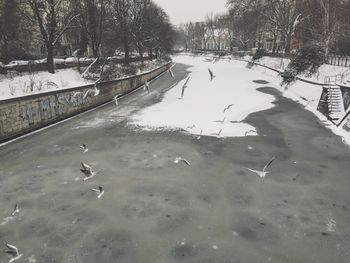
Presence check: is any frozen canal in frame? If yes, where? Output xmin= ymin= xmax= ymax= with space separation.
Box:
xmin=1 ymin=57 xmax=350 ymax=263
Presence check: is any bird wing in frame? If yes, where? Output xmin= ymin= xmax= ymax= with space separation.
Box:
xmin=6 ymin=244 xmax=18 ymax=254
xmin=183 ymin=76 xmax=190 ymax=87
xmin=181 ymin=158 xmax=191 ymax=166
xmin=218 ymin=129 xmax=223 ymax=136
xmin=246 ymin=168 xmax=262 ymax=176
xmin=81 ymin=162 xmax=92 ymax=171
xmin=263 ymin=157 xmax=276 ymax=173
xmin=91 ymin=188 xmax=100 ymax=193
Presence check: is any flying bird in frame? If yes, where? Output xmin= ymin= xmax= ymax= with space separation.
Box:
xmin=113 ymin=95 xmax=120 ymax=105
xmin=245 ymin=130 xmax=257 ymax=136
xmin=174 ymin=157 xmax=191 ymax=166
xmin=80 ymin=144 xmax=88 ymax=153
xmin=208 ymin=68 xmax=216 ymax=81
xmin=196 ymin=130 xmax=203 ymax=140
xmin=211 ymin=129 xmax=223 ymax=137
xmin=181 ymin=77 xmax=190 ymax=98
xmin=91 ymin=186 xmax=105 ymax=199
xmin=4 ymin=244 xmax=23 ymax=263
xmin=11 ymin=204 xmax=19 ymax=217
xmin=186 ymin=125 xmax=196 ymax=130
xmin=169 ymin=68 xmax=174 ymax=77
xmin=215 ymin=117 xmax=226 ymax=124
xmin=143 ymin=80 xmax=150 ymax=94
xmin=223 ymin=104 xmax=235 ymax=113
xmin=83 ymin=86 xmax=100 ymax=100
xmin=80 ymin=162 xmax=96 ymax=181
xmin=246 ymin=157 xmax=276 ymax=179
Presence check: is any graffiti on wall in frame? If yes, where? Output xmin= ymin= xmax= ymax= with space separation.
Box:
xmin=20 ymin=91 xmax=93 ymax=124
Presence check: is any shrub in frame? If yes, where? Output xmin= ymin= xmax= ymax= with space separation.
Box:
xmin=281 ymin=43 xmax=325 ymax=86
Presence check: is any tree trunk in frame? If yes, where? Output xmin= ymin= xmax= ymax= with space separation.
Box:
xmin=138 ymin=46 xmax=144 ymax=63
xmin=272 ymin=33 xmax=277 ymax=53
xmin=124 ymin=39 xmax=130 ymax=64
xmin=149 ymin=49 xmax=153 ymax=61
xmin=47 ymin=45 xmax=55 ymax=74
xmin=285 ymin=34 xmax=292 ymax=54
xmin=92 ymin=47 xmax=99 ymax=58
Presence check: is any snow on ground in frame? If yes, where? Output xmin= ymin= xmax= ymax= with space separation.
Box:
xmin=246 ymin=58 xmax=350 ymax=147
xmin=0 ymin=68 xmax=93 ymax=100
xmin=253 ymin=56 xmax=350 ymax=84
xmin=131 ymin=55 xmax=276 ymax=138
xmin=0 ymin=60 xmax=168 ymax=100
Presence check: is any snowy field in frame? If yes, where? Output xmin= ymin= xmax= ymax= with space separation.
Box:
xmin=132 ymin=54 xmax=350 ymax=146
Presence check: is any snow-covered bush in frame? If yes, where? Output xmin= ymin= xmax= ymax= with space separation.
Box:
xmin=281 ymin=43 xmax=325 ymax=86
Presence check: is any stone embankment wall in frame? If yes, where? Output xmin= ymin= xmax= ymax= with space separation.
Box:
xmin=0 ymin=63 xmax=171 ymax=143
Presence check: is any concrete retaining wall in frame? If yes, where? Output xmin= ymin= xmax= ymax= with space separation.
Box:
xmin=0 ymin=62 xmax=171 ymax=143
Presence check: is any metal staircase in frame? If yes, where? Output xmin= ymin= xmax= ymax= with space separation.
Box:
xmin=327 ymin=86 xmax=345 ymax=121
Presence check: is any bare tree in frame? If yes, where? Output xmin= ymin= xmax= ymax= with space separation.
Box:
xmin=73 ymin=0 xmax=105 ymax=58
xmin=27 ymin=0 xmax=78 ymax=73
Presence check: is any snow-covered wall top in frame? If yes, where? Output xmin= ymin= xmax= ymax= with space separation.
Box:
xmin=0 ymin=62 xmax=171 ymax=143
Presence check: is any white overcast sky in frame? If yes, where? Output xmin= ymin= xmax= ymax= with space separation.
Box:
xmin=153 ymin=0 xmax=228 ymax=25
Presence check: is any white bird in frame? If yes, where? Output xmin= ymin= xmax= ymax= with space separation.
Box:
xmin=245 ymin=130 xmax=256 ymax=136
xmin=93 ymin=86 xmax=100 ymax=96
xmin=83 ymin=86 xmax=100 ymax=100
xmin=113 ymin=95 xmax=121 ymax=105
xmin=246 ymin=157 xmax=276 ymax=179
xmin=181 ymin=77 xmax=190 ymax=98
xmin=11 ymin=204 xmax=19 ymax=217
xmin=214 ymin=117 xmax=226 ymax=124
xmin=196 ymin=130 xmax=203 ymax=140
xmin=211 ymin=129 xmax=223 ymax=137
xmin=143 ymin=80 xmax=150 ymax=94
xmin=223 ymin=104 xmax=234 ymax=113
xmin=4 ymin=244 xmax=23 ymax=263
xmin=80 ymin=162 xmax=96 ymax=181
xmin=91 ymin=186 xmax=105 ymax=199
xmin=80 ymin=144 xmax=88 ymax=153
xmin=208 ymin=68 xmax=216 ymax=81
xmin=174 ymin=157 xmax=191 ymax=166
xmin=169 ymin=68 xmax=174 ymax=77
xmin=186 ymin=125 xmax=196 ymax=130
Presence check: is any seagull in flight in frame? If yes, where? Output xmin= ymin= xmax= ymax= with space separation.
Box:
xmin=214 ymin=117 xmax=226 ymax=124
xmin=4 ymin=244 xmax=23 ymax=263
xmin=169 ymin=68 xmax=174 ymax=77
xmin=196 ymin=130 xmax=203 ymax=140
xmin=80 ymin=162 xmax=96 ymax=181
xmin=246 ymin=157 xmax=276 ymax=179
xmin=11 ymin=204 xmax=19 ymax=217
xmin=174 ymin=157 xmax=191 ymax=166
xmin=83 ymin=86 xmax=100 ymax=100
xmin=186 ymin=125 xmax=196 ymax=130
xmin=211 ymin=129 xmax=223 ymax=137
xmin=143 ymin=80 xmax=150 ymax=94
xmin=113 ymin=95 xmax=121 ymax=105
xmin=223 ymin=104 xmax=234 ymax=113
xmin=91 ymin=186 xmax=105 ymax=199
xmin=181 ymin=77 xmax=190 ymax=98
xmin=245 ymin=130 xmax=257 ymax=136
xmin=208 ymin=68 xmax=216 ymax=81
xmin=80 ymin=144 xmax=88 ymax=153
